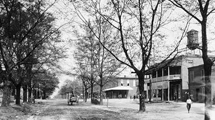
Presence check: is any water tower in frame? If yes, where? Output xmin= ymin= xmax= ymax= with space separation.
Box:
xmin=187 ymin=29 xmax=199 ymax=50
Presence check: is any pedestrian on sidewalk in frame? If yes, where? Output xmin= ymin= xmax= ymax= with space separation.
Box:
xmin=186 ymin=96 xmax=192 ymax=113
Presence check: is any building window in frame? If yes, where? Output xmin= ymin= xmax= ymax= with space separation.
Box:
xmin=190 ymin=71 xmax=194 ymax=82
xmin=158 ymin=69 xmax=162 ymax=77
xmin=201 ymin=69 xmax=205 ymax=81
xmin=133 ymin=80 xmax=135 ymax=87
xmin=145 ymin=75 xmax=150 ymax=79
xmin=163 ymin=67 xmax=168 ymax=76
xmin=170 ymin=66 xmax=181 ymax=75
xmin=152 ymin=71 xmax=156 ymax=78
xmin=136 ymin=81 xmax=139 ymax=87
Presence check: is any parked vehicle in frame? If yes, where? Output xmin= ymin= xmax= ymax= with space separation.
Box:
xmin=67 ymin=94 xmax=79 ymax=105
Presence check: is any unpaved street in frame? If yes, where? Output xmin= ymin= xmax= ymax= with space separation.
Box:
xmin=21 ymin=98 xmax=214 ymax=120
xmin=27 ymin=99 xmax=137 ymax=120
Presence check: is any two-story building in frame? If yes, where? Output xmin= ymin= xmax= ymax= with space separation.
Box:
xmin=103 ymin=54 xmax=206 ymax=102
xmin=147 ymin=54 xmax=203 ymax=101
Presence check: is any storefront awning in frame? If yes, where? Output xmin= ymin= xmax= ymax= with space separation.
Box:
xmin=103 ymin=86 xmax=133 ymax=92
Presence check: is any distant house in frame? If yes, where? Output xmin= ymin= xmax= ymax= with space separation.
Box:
xmin=188 ymin=65 xmax=215 ymax=103
xmin=103 ymin=54 xmax=207 ymax=102
xmin=103 ymin=76 xmax=148 ymax=99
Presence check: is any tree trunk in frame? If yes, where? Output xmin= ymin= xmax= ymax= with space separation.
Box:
xmin=203 ymin=59 xmax=212 ymax=120
xmin=201 ymin=21 xmax=212 ymax=120
xmin=84 ymin=87 xmax=88 ymax=102
xmin=138 ymin=73 xmax=146 ymax=112
xmin=99 ymin=85 xmax=103 ymax=105
xmin=83 ymin=86 xmax=85 ymax=101
xmin=1 ymin=81 xmax=11 ymax=107
xmin=149 ymin=79 xmax=152 ymax=102
xmin=15 ymin=84 xmax=21 ymax=105
xmin=90 ymin=76 xmax=94 ymax=103
xmin=204 ymin=64 xmax=212 ymax=120
xmin=23 ymin=85 xmax=27 ymax=102
xmin=43 ymin=91 xmax=46 ymax=99
xmin=28 ymin=87 xmax=32 ymax=103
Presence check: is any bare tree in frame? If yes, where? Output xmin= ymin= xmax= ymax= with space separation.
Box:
xmin=93 ymin=18 xmax=122 ymax=104
xmin=70 ymin=0 xmax=193 ymax=111
xmin=73 ymin=22 xmax=98 ymax=103
xmin=169 ymin=0 xmax=215 ymax=119
xmin=73 ymin=14 xmax=123 ymax=104
xmin=72 ymin=0 xmax=171 ymax=111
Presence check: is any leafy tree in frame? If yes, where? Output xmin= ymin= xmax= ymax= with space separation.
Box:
xmin=75 ymin=65 xmax=92 ymax=102
xmin=59 ymin=79 xmax=82 ymax=97
xmin=0 ymin=0 xmax=58 ymax=106
xmin=34 ymin=72 xmax=59 ymax=99
xmin=22 ymin=19 xmax=64 ymax=103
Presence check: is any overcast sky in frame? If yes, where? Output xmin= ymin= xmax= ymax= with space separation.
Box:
xmin=48 ymin=0 xmax=215 ymax=98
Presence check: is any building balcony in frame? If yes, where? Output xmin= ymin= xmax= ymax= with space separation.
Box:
xmin=151 ymin=74 xmax=181 ymax=82
xmin=169 ymin=74 xmax=181 ymax=80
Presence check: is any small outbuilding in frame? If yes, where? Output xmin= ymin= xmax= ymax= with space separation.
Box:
xmin=104 ymin=86 xmax=133 ymax=98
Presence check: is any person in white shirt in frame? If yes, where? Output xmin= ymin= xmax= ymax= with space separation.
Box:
xmin=186 ymin=97 xmax=192 ymax=113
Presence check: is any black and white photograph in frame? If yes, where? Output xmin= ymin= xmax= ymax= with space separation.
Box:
xmin=0 ymin=0 xmax=215 ymax=120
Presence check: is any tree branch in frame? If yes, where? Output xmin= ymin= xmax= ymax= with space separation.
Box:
xmin=170 ymin=0 xmax=202 ymax=23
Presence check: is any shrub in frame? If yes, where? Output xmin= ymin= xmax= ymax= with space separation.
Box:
xmin=91 ymin=98 xmax=100 ymax=105
xmin=21 ymin=102 xmax=32 ymax=114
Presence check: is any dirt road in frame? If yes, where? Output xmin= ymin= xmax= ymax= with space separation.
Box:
xmin=27 ymin=99 xmax=137 ymax=120
xmin=17 ymin=98 xmax=214 ymax=120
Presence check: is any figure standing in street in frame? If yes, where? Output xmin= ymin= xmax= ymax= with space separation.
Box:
xmin=186 ymin=96 xmax=192 ymax=113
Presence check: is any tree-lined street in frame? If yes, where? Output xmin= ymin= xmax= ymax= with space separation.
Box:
xmin=1 ymin=98 xmax=210 ymax=120
xmin=0 ymin=0 xmax=215 ymax=120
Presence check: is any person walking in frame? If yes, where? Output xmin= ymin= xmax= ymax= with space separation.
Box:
xmin=186 ymin=97 xmax=192 ymax=113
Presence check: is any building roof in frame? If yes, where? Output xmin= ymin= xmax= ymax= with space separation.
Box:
xmin=188 ymin=64 xmax=204 ymax=70
xmin=145 ymin=54 xmax=202 ymax=74
xmin=103 ymin=86 xmax=133 ymax=92
xmin=115 ymin=77 xmax=138 ymax=80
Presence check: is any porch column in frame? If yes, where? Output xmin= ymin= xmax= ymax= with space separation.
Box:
xmin=162 ymin=68 xmax=164 ymax=101
xmin=156 ymin=71 xmax=158 ymax=99
xmin=168 ymin=66 xmax=170 ymax=101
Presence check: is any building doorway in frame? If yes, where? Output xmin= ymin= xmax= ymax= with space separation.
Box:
xmin=170 ymin=80 xmax=182 ymax=101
